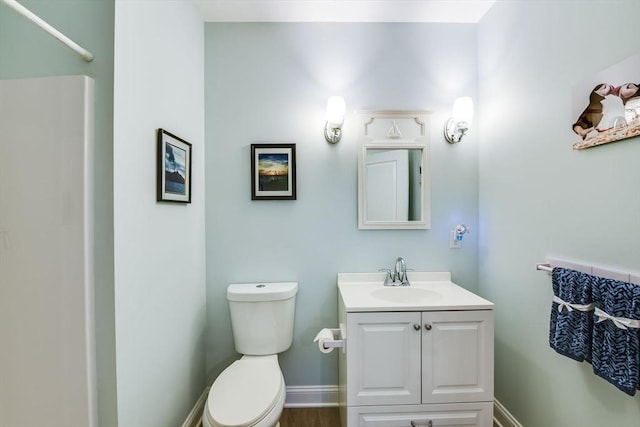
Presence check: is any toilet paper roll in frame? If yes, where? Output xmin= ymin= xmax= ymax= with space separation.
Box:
xmin=313 ymin=328 xmax=335 ymax=354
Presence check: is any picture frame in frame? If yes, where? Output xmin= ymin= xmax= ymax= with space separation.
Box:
xmin=157 ymin=128 xmax=192 ymax=203
xmin=571 ymin=53 xmax=640 ymax=150
xmin=251 ymin=143 xmax=297 ymax=200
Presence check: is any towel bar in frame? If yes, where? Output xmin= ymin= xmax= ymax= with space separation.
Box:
xmin=536 ymin=258 xmax=640 ymax=285
xmin=536 ymin=263 xmax=552 ymax=273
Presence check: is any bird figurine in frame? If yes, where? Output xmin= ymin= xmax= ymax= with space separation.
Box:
xmin=617 ymin=82 xmax=639 ymax=105
xmin=572 ymin=83 xmax=616 ymax=139
xmin=618 ymin=82 xmax=640 ymax=124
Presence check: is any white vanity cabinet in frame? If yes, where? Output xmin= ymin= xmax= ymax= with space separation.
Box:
xmin=337 ymin=272 xmax=495 ymax=427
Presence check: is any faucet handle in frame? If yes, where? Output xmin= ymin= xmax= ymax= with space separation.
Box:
xmin=378 ymin=268 xmax=393 ymax=286
xmin=378 ymin=268 xmax=392 ymax=279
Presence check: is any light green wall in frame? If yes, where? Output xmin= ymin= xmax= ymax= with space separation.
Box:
xmin=5 ymin=2 xmax=638 ymax=425
xmin=113 ymin=1 xmax=206 ymax=426
xmin=0 ymin=1 xmax=116 ymax=425
xmin=478 ymin=1 xmax=640 ymax=425
xmin=204 ymin=23 xmax=480 ymax=386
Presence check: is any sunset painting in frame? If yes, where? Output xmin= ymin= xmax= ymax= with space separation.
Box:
xmin=258 ymin=153 xmax=289 ymax=191
xmin=251 ymin=143 xmax=297 ymax=200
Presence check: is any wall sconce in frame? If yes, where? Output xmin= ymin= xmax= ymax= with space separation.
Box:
xmin=443 ymin=96 xmax=474 ymax=144
xmin=325 ymin=96 xmax=345 ymax=144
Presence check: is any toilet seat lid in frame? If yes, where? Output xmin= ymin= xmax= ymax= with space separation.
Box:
xmin=207 ymin=355 xmax=283 ymax=427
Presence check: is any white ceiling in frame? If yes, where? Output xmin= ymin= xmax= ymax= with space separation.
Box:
xmin=193 ymin=0 xmax=496 ymax=23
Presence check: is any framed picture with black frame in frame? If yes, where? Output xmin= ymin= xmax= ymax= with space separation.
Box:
xmin=251 ymin=143 xmax=296 ymax=200
xmin=157 ymin=128 xmax=192 ymax=203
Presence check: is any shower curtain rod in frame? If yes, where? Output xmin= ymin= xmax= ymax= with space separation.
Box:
xmin=1 ymin=0 xmax=94 ymax=62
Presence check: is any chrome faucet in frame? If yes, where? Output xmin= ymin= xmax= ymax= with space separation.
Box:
xmin=393 ymin=257 xmax=410 ymax=286
xmin=379 ymin=257 xmax=411 ymax=286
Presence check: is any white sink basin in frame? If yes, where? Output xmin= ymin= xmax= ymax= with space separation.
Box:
xmin=371 ymin=287 xmax=442 ymax=304
xmin=338 ymin=272 xmax=494 ymax=312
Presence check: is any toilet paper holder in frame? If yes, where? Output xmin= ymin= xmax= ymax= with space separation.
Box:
xmin=314 ymin=328 xmax=345 ymax=354
xmin=321 ymin=328 xmax=344 ymax=349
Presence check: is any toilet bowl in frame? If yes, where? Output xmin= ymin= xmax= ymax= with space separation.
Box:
xmin=203 ymin=355 xmax=285 ymax=427
xmin=203 ymin=282 xmax=298 ymax=427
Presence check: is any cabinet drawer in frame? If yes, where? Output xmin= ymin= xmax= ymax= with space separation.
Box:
xmin=347 ymin=402 xmax=493 ymax=427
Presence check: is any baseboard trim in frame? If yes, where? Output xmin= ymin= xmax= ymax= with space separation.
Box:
xmin=285 ymin=385 xmax=340 ymax=408
xmin=494 ymin=399 xmax=523 ymax=427
xmin=181 ymin=387 xmax=210 ymax=427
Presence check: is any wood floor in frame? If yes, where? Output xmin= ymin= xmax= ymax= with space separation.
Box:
xmin=280 ymin=407 xmax=341 ymax=427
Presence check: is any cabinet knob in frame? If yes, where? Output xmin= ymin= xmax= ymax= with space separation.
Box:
xmin=410 ymin=421 xmax=432 ymax=427
xmin=424 ymin=323 xmax=432 ymax=331
xmin=413 ymin=323 xmax=421 ymax=331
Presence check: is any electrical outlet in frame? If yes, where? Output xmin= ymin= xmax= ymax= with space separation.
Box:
xmin=449 ymin=230 xmax=461 ymax=249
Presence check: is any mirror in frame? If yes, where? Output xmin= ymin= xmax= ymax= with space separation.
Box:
xmin=357 ymin=111 xmax=431 ymax=229
xmin=358 ymin=143 xmax=430 ymax=229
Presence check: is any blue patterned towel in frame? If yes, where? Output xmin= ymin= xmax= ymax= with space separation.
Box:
xmin=591 ymin=276 xmax=640 ymax=396
xmin=549 ymin=267 xmax=595 ymax=362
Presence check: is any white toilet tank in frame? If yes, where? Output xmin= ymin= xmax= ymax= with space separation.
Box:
xmin=227 ymin=282 xmax=298 ymax=355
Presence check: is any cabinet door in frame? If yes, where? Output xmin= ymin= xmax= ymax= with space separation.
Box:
xmin=421 ymin=310 xmax=494 ymax=404
xmin=347 ymin=312 xmax=422 ymax=406
xmin=348 ymin=402 xmax=494 ymax=427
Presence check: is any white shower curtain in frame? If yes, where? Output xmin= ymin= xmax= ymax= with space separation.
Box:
xmin=0 ymin=75 xmax=97 ymax=427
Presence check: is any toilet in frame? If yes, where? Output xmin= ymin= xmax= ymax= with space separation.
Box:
xmin=203 ymin=282 xmax=298 ymax=427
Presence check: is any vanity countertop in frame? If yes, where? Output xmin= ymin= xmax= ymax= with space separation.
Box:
xmin=338 ymin=272 xmax=494 ymax=312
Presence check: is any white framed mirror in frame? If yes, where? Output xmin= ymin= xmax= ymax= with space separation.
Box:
xmin=357 ymin=111 xmax=431 ymax=230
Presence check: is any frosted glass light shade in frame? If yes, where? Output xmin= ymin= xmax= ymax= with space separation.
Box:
xmin=326 ymin=96 xmax=346 ymax=126
xmin=444 ymin=96 xmax=474 ymax=143
xmin=452 ymin=96 xmax=474 ymax=124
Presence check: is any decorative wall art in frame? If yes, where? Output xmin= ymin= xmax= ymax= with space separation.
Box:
xmin=157 ymin=128 xmax=192 ymax=203
xmin=571 ymin=54 xmax=640 ymax=150
xmin=251 ymin=143 xmax=297 ymax=200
